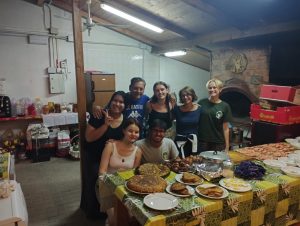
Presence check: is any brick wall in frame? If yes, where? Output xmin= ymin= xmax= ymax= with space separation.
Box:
xmin=211 ymin=46 xmax=271 ymax=97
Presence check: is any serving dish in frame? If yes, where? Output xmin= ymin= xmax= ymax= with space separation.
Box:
xmin=143 ymin=193 xmax=178 ymax=210
xmin=125 ymin=181 xmax=151 ymax=195
xmin=166 ymin=184 xmax=195 ymax=197
xmin=175 ymin=173 xmax=204 ymax=186
xmin=196 ymin=184 xmax=229 ymax=199
xmin=219 ymin=178 xmax=252 ymax=192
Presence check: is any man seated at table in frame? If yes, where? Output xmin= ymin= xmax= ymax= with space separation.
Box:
xmin=136 ymin=119 xmax=179 ymax=163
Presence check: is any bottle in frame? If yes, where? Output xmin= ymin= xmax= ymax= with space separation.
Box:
xmin=34 ymin=97 xmax=43 ymax=116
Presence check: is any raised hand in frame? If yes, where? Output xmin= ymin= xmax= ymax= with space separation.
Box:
xmin=93 ymin=105 xmax=103 ymax=119
xmin=102 ymin=109 xmax=113 ymax=126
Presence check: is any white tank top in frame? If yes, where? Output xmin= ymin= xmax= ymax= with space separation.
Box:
xmin=107 ymin=143 xmax=138 ymax=174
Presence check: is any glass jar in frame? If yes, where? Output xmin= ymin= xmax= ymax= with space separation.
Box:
xmin=222 ymin=159 xmax=234 ymax=178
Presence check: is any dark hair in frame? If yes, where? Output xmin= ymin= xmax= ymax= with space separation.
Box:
xmin=150 ymin=81 xmax=173 ymax=123
xmin=149 ymin=119 xmax=167 ymax=131
xmin=106 ymin=91 xmax=126 ymax=111
xmin=129 ymin=77 xmax=146 ymax=88
xmin=122 ymin=118 xmax=141 ymax=133
xmin=151 ymin=81 xmax=170 ymax=103
xmin=179 ymin=86 xmax=198 ymax=103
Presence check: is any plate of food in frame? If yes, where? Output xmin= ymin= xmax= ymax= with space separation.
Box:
xmin=143 ymin=193 xmax=178 ymax=210
xmin=263 ymin=159 xmax=287 ymax=169
xmin=175 ymin=172 xmax=204 ymax=186
xmin=125 ymin=175 xmax=167 ymax=194
xmin=196 ymin=184 xmax=229 ymax=199
xmin=219 ymin=178 xmax=252 ymax=192
xmin=166 ymin=183 xmax=195 ymax=197
xmin=136 ymin=163 xmax=170 ymax=177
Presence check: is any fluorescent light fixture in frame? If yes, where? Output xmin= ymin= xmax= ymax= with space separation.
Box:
xmin=100 ymin=3 xmax=164 ymax=33
xmin=164 ymin=50 xmax=187 ymax=57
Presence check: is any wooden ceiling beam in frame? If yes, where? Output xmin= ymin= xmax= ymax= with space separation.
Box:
xmin=152 ymin=20 xmax=300 ymax=54
xmin=47 ymin=0 xmax=157 ymax=46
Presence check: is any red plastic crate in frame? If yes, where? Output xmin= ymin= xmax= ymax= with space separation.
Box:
xmin=250 ymin=104 xmax=300 ymax=125
xmin=260 ymin=85 xmax=300 ymax=105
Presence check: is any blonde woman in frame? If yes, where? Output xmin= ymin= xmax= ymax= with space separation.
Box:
xmin=197 ymin=79 xmax=232 ymax=153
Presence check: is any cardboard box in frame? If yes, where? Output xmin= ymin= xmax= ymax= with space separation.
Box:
xmin=260 ymin=85 xmax=300 ymax=105
xmin=250 ymin=104 xmax=300 ymax=125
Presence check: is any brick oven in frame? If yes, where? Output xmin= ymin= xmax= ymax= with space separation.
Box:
xmin=220 ymin=78 xmax=258 ymax=124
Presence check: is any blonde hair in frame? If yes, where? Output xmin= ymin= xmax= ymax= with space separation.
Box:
xmin=206 ymin=78 xmax=224 ymax=90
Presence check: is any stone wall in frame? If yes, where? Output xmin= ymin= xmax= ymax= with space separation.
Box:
xmin=211 ymin=46 xmax=271 ymax=97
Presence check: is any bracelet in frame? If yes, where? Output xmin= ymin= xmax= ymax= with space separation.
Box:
xmin=98 ymin=173 xmax=106 ymax=180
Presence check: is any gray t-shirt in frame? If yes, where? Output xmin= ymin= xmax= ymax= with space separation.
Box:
xmin=135 ymin=138 xmax=179 ymax=164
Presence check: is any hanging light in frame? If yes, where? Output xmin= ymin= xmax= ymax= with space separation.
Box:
xmin=100 ymin=3 xmax=164 ymax=33
xmin=164 ymin=50 xmax=187 ymax=57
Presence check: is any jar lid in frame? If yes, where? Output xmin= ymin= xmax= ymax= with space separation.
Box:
xmin=200 ymin=150 xmax=229 ymax=161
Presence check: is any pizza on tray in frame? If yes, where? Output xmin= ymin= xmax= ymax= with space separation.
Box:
xmin=137 ymin=163 xmax=170 ymax=177
xmin=126 ymin=175 xmax=167 ymax=193
xmin=236 ymin=142 xmax=295 ymax=160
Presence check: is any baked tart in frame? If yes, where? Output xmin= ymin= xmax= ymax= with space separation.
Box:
xmin=137 ymin=163 xmax=170 ymax=177
xmin=126 ymin=175 xmax=167 ymax=193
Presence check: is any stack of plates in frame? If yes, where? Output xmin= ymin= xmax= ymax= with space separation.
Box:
xmin=285 ymin=138 xmax=300 ymax=149
xmin=281 ymin=166 xmax=300 ymax=178
xmin=263 ymin=159 xmax=287 ymax=169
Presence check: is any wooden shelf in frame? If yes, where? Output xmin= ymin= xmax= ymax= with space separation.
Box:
xmin=0 ymin=116 xmax=42 ymax=122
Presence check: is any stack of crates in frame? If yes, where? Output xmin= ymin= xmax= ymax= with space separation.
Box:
xmin=250 ymin=85 xmax=300 ymax=125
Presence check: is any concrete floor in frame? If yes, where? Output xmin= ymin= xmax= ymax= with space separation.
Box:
xmin=15 ymin=157 xmax=105 ymax=226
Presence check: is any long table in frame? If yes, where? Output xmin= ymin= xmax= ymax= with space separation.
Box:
xmin=104 ymin=160 xmax=300 ymax=226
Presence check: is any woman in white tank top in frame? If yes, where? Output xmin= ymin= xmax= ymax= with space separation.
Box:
xmin=99 ymin=118 xmax=142 ymax=226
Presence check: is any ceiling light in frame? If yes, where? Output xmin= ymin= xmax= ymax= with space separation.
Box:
xmin=100 ymin=3 xmax=164 ymax=33
xmin=164 ymin=50 xmax=187 ymax=57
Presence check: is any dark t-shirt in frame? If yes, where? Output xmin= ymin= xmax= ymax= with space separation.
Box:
xmin=148 ymin=109 xmax=173 ymax=129
xmin=197 ymin=98 xmax=232 ymax=144
xmin=173 ymin=105 xmax=202 ymax=135
xmin=124 ymin=93 xmax=149 ymax=126
xmin=85 ymin=114 xmax=124 ymax=164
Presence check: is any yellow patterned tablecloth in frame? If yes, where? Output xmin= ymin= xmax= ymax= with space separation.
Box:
xmin=105 ymin=163 xmax=300 ymax=226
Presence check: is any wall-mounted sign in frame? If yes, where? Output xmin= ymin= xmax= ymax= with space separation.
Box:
xmin=229 ymin=53 xmax=248 ymax=74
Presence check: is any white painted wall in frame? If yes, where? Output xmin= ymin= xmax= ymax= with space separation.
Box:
xmin=0 ymin=0 xmax=209 ymax=105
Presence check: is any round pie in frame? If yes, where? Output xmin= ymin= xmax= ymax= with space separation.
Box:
xmin=137 ymin=163 xmax=170 ymax=177
xmin=126 ymin=175 xmax=167 ymax=193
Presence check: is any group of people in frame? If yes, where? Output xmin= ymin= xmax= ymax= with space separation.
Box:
xmin=80 ymin=77 xmax=232 ymax=225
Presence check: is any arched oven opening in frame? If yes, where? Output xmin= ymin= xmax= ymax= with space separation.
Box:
xmin=220 ymin=91 xmax=252 ymax=119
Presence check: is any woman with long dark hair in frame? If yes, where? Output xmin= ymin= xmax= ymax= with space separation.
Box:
xmin=81 ymin=91 xmax=126 ymax=219
xmin=145 ymin=81 xmax=175 ymax=132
